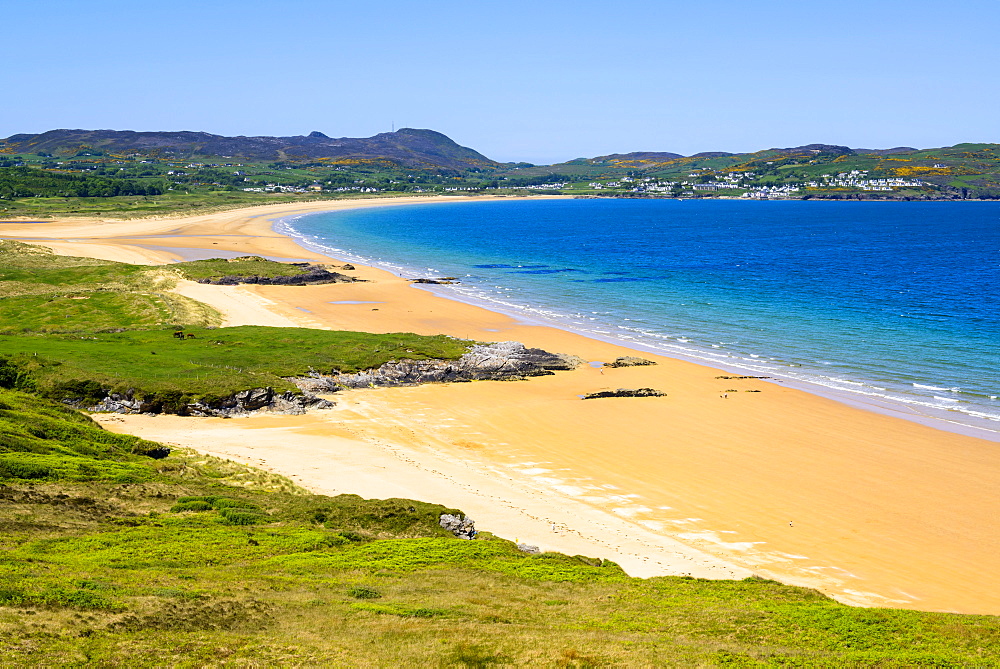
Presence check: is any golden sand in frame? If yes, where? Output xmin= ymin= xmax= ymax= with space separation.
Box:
xmin=4 ymin=196 xmax=999 ymax=614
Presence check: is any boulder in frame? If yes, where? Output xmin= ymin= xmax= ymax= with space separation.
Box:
xmin=582 ymin=388 xmax=667 ymax=399
xmin=409 ymin=277 xmax=460 ymax=284
xmin=439 ymin=513 xmax=477 ymax=539
xmin=604 ymin=356 xmax=657 ymax=368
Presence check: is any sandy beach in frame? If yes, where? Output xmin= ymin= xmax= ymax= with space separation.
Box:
xmin=3 ymin=195 xmax=999 ymax=615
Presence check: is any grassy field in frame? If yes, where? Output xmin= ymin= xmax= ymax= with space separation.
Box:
xmin=0 ymin=190 xmax=356 ymax=220
xmin=0 ymin=387 xmax=998 ymax=666
xmin=0 ymin=325 xmax=471 ymax=407
xmin=172 ymin=257 xmax=332 ymax=282
xmin=0 ymin=241 xmax=220 ymax=333
xmin=0 ymin=242 xmax=469 ymax=409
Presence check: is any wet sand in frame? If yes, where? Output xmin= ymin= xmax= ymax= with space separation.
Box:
xmin=3 ymin=196 xmax=999 ymax=614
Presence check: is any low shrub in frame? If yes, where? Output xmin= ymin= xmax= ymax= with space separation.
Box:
xmin=0 ymin=452 xmax=153 ymax=483
xmin=0 ymin=584 xmax=119 ymax=610
xmin=347 ymin=586 xmax=382 ymax=600
xmin=350 ymin=602 xmax=449 ymax=618
xmin=219 ymin=508 xmax=267 ymax=526
xmin=168 ymin=495 xmax=268 ymax=525
xmin=170 ymin=500 xmax=214 ymax=513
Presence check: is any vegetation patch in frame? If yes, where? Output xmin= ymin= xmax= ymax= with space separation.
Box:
xmin=0 ymin=240 xmax=219 ymax=332
xmin=0 ymin=326 xmax=471 ymax=410
xmin=0 ymin=584 xmax=121 ymax=611
xmin=0 ymin=452 xmax=153 ymax=483
xmin=172 ymin=256 xmax=358 ymax=286
xmin=169 ymin=496 xmax=269 ymax=525
xmin=0 ymin=390 xmax=997 ymax=665
xmin=350 ymin=602 xmax=451 ymax=618
xmin=0 ymin=387 xmax=165 ymax=460
xmin=347 ymin=585 xmax=382 ymax=599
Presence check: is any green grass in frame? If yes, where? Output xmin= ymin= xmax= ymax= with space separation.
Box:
xmin=0 ymin=325 xmax=471 ymax=408
xmin=0 ymin=291 xmax=217 ymax=334
xmin=0 ymin=386 xmax=164 ymax=460
xmin=0 ymin=240 xmax=220 ymax=333
xmin=171 ymin=257 xmax=325 ymax=281
xmin=0 ymin=242 xmax=469 ymax=410
xmin=0 ymin=240 xmax=152 ymax=294
xmin=0 ymin=240 xmax=472 ymax=423
xmin=0 ymin=388 xmax=998 ymax=666
xmin=0 ymin=190 xmax=351 ymax=220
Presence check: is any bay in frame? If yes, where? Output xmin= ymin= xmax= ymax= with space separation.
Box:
xmin=279 ymin=199 xmax=1000 ymax=434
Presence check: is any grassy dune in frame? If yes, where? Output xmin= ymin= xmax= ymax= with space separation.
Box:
xmin=0 ymin=243 xmax=469 ymax=409
xmin=0 ymin=240 xmax=220 ymax=333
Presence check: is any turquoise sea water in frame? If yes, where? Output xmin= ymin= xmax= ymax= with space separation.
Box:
xmin=278 ymin=199 xmax=1000 ymax=436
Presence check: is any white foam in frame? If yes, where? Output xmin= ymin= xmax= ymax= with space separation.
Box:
xmin=914 ymin=383 xmax=960 ymax=392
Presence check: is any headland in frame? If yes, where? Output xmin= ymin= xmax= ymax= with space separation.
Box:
xmin=4 ymin=195 xmax=999 ymax=616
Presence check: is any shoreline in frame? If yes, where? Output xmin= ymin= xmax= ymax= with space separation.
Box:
xmin=3 ymin=196 xmax=1000 ymax=615
xmin=274 ymin=204 xmax=1000 ymax=443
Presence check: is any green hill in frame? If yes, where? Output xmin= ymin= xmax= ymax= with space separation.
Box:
xmin=496 ymin=143 xmax=1000 ymax=199
xmin=4 ymin=130 xmax=999 ymax=220
xmin=0 ymin=127 xmax=498 ymax=171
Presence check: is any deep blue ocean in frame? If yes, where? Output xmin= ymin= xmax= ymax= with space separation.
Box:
xmin=278 ymin=199 xmax=1000 ymax=434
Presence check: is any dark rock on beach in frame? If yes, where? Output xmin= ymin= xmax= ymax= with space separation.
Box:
xmin=582 ymin=388 xmax=667 ymax=399
xmin=87 ymin=388 xmax=333 ymax=417
xmin=296 ymin=342 xmax=583 ymax=391
xmin=409 ymin=277 xmax=460 ymax=284
xmin=604 ymin=356 xmax=657 ymax=368
xmin=80 ymin=342 xmax=580 ymax=418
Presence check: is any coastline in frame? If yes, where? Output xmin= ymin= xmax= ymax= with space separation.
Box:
xmin=3 ymin=195 xmax=1000 ymax=615
xmin=275 ymin=201 xmax=1000 ymax=442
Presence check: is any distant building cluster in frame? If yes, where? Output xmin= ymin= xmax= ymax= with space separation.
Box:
xmin=496 ymin=182 xmax=569 ymax=191
xmin=806 ymin=170 xmax=923 ymax=191
xmin=740 ymin=185 xmax=801 ymax=198
xmin=243 ymin=182 xmax=331 ymax=194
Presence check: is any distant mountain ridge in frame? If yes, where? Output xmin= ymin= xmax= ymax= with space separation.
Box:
xmin=586 ymin=144 xmax=922 ymax=163
xmin=0 ymin=128 xmax=497 ymax=171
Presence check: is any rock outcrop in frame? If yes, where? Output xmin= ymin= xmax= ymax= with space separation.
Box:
xmin=604 ymin=356 xmax=657 ymax=368
xmin=294 ymin=342 xmax=582 ymax=391
xmin=582 ymin=388 xmax=667 ymax=399
xmin=439 ymin=513 xmax=477 ymax=539
xmin=409 ymin=277 xmax=460 ymax=284
xmin=77 ymin=342 xmax=581 ymax=418
xmin=87 ymin=388 xmax=333 ymax=417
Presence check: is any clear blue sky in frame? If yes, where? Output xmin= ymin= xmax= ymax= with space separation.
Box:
xmin=5 ymin=0 xmax=998 ymax=164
